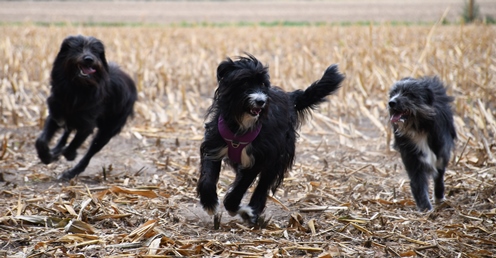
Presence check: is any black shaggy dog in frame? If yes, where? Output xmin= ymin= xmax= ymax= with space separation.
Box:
xmin=35 ymin=35 xmax=137 ymax=180
xmin=388 ymin=77 xmax=456 ymax=211
xmin=197 ymin=55 xmax=344 ymax=224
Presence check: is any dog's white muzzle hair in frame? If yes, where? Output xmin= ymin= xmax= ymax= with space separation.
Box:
xmin=248 ymin=91 xmax=267 ymax=107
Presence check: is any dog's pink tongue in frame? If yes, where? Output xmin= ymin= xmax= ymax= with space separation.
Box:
xmin=390 ymin=113 xmax=402 ymax=123
xmin=81 ymin=66 xmax=96 ymax=75
xmin=251 ymin=108 xmax=262 ymax=115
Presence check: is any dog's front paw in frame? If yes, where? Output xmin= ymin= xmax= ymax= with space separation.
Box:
xmin=57 ymin=171 xmax=74 ymax=181
xmin=227 ymin=210 xmax=238 ymax=217
xmin=57 ymin=167 xmax=80 ymax=181
xmin=198 ymin=184 xmax=219 ymax=216
xmin=63 ymin=148 xmax=77 ymax=161
xmin=238 ymin=205 xmax=258 ymax=225
xmin=416 ymin=203 xmax=433 ymax=212
xmin=434 ymin=197 xmax=446 ymax=204
xmin=35 ymin=139 xmax=53 ymax=164
xmin=50 ymin=147 xmax=64 ymax=160
xmin=201 ymin=200 xmax=219 ymax=216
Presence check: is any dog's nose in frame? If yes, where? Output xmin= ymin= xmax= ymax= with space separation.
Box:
xmin=83 ymin=55 xmax=94 ymax=64
xmin=255 ymin=99 xmax=265 ymax=107
xmin=388 ymin=100 xmax=396 ymax=108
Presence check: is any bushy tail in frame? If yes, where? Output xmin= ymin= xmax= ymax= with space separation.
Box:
xmin=291 ymin=64 xmax=345 ymax=121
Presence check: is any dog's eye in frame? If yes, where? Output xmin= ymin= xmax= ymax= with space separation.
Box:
xmin=404 ymin=92 xmax=416 ymax=98
xmin=389 ymin=90 xmax=400 ymax=98
xmin=91 ymin=44 xmax=104 ymax=53
xmin=68 ymin=45 xmax=84 ymax=53
xmin=68 ymin=42 xmax=84 ymax=51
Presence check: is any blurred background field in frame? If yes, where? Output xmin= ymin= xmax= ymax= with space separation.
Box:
xmin=1 ymin=0 xmax=496 ymax=25
xmin=0 ymin=1 xmax=495 ymax=257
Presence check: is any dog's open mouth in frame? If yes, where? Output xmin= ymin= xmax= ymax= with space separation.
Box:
xmin=390 ymin=111 xmax=408 ymax=123
xmin=79 ymin=65 xmax=96 ymax=77
xmin=250 ymin=108 xmax=262 ymax=116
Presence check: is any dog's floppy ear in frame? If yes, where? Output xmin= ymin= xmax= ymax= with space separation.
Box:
xmin=59 ymin=37 xmax=71 ymax=53
xmin=87 ymin=36 xmax=109 ymax=72
xmin=216 ymin=57 xmax=235 ymax=83
xmin=99 ymin=49 xmax=109 ymax=73
xmin=58 ymin=36 xmax=79 ymax=56
xmin=93 ymin=37 xmax=109 ymax=72
xmin=422 ymin=80 xmax=435 ymax=106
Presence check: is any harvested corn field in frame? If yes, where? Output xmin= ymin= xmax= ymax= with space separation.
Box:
xmin=0 ymin=23 xmax=495 ymax=257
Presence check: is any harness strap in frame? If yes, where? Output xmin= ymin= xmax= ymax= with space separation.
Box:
xmin=218 ymin=116 xmax=262 ymax=164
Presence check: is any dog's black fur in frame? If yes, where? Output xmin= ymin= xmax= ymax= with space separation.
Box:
xmin=197 ymin=55 xmax=344 ymax=224
xmin=388 ymin=77 xmax=456 ymax=211
xmin=35 ymin=35 xmax=137 ymax=180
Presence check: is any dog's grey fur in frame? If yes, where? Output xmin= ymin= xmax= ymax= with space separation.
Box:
xmin=388 ymin=76 xmax=456 ymax=211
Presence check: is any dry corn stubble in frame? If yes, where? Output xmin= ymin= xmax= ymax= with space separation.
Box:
xmin=0 ymin=24 xmax=495 ymax=257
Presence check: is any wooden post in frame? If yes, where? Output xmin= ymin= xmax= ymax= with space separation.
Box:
xmin=468 ymin=0 xmax=474 ymax=22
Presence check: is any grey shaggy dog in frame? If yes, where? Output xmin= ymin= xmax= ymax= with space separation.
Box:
xmin=388 ymin=77 xmax=456 ymax=211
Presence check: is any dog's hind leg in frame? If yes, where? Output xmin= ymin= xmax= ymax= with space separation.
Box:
xmin=197 ymin=159 xmax=222 ymax=215
xmin=61 ymin=129 xmax=93 ymax=161
xmin=433 ymin=167 xmax=446 ymax=204
xmin=434 ymin=151 xmax=451 ymax=204
xmin=35 ymin=117 xmax=61 ymax=164
xmin=58 ymin=128 xmax=113 ymax=180
xmin=223 ymin=168 xmax=259 ymax=218
xmin=50 ymin=129 xmax=71 ymax=159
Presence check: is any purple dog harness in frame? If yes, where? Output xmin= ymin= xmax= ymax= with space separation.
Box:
xmin=218 ymin=116 xmax=262 ymax=164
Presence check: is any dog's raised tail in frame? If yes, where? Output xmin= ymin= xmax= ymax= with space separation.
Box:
xmin=292 ymin=64 xmax=344 ymax=116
